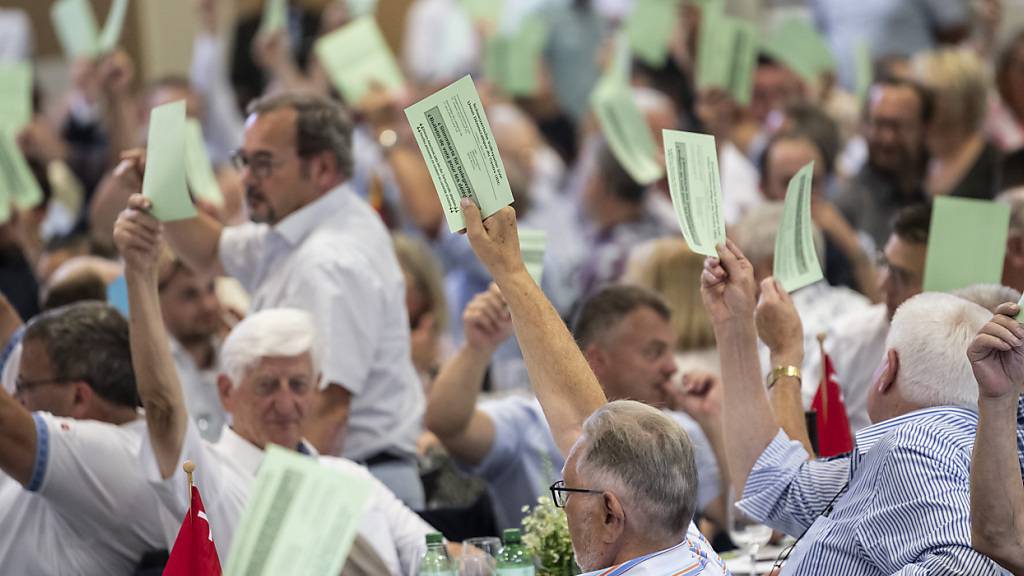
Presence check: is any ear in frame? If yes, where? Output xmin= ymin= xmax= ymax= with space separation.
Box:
xmin=217 ymin=374 xmax=235 ymax=412
xmin=877 ymin=349 xmax=899 ymax=395
xmin=600 ymin=491 xmax=626 ymax=544
xmin=69 ymin=381 xmax=94 ymax=419
xmin=584 ymin=344 xmax=607 ymax=376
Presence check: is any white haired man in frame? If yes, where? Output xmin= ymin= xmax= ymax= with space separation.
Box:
xmin=114 ymin=203 xmax=437 ymax=574
xmin=703 ymin=239 xmax=1004 ymax=574
xmin=460 ymin=200 xmax=727 ymax=574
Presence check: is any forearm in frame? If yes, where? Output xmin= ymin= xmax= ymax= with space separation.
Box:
xmin=971 ymin=395 xmax=1024 ymax=571
xmin=0 ymin=388 xmax=37 ymax=486
xmin=699 ymin=417 xmax=732 ymax=527
xmin=768 ymin=361 xmax=814 ymax=457
xmin=715 ymin=320 xmax=780 ymax=493
xmin=125 ymin=268 xmax=189 ymax=479
xmin=164 ymin=214 xmax=225 ymax=276
xmin=425 ymin=344 xmax=493 ymax=438
xmin=494 ymin=270 xmax=606 ymax=455
xmin=0 ymin=296 xmax=22 ymax=348
xmin=387 ymin=148 xmax=443 ymax=237
xmin=304 ymin=384 xmax=351 ymax=456
xmin=103 ymin=94 xmax=140 ymax=165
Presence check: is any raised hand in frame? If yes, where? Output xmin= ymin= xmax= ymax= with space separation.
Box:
xmin=663 ymin=371 xmax=723 ymax=428
xmin=462 ymin=201 xmax=525 ymax=283
xmin=968 ymin=302 xmax=1024 ymax=400
xmin=113 ymin=194 xmax=163 ymax=279
xmin=756 ymin=277 xmax=804 ymax=366
xmin=463 ymin=283 xmax=514 ymax=353
xmin=700 ymin=239 xmax=758 ymax=326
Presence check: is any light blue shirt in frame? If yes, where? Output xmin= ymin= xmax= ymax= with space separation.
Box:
xmin=739 ymin=406 xmax=1005 ymax=575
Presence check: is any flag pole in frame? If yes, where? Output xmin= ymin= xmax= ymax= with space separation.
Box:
xmin=817 ymin=332 xmax=828 ymax=421
xmin=183 ymin=460 xmax=195 ymax=516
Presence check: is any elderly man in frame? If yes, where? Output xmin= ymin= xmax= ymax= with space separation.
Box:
xmin=0 ymin=301 xmax=171 ymax=575
xmin=460 ymin=200 xmax=727 ymax=574
xmin=703 ymin=239 xmax=1003 ymax=574
xmin=967 ymin=302 xmax=1024 ymax=574
xmin=114 ymin=201 xmax=438 ymax=574
xmin=113 ymin=91 xmax=424 ymax=506
xmin=427 ymin=283 xmax=726 ymax=532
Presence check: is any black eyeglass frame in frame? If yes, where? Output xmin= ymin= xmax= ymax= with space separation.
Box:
xmin=549 ymin=479 xmax=603 ymax=508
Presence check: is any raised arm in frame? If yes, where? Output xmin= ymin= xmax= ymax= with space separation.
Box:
xmin=113 ymin=195 xmax=189 ymax=479
xmin=462 ymin=202 xmax=606 ymax=456
xmin=967 ymin=302 xmax=1024 ymax=574
xmin=425 ymin=284 xmax=513 ymax=466
xmin=700 ymin=241 xmax=781 ymax=494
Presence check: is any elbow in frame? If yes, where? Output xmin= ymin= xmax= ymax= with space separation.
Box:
xmin=972 ymin=524 xmax=1024 ymax=571
xmin=424 ymin=407 xmax=467 ymax=440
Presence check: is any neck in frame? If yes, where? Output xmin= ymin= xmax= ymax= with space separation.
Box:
xmin=90 ymin=403 xmax=139 ymax=426
xmin=610 ymin=531 xmax=683 ymax=567
xmin=932 ymin=131 xmax=983 ymax=163
xmin=181 ymin=337 xmax=216 ymax=369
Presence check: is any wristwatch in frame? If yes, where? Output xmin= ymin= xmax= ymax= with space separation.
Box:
xmin=767 ymin=365 xmax=801 ymax=390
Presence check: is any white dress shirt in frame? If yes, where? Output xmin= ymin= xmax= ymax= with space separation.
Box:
xmin=218 ymin=184 xmax=424 ymax=463
xmin=141 ymin=421 xmax=434 ymax=575
xmin=0 ymin=413 xmax=172 ymax=576
xmin=170 ymin=337 xmax=227 ymax=441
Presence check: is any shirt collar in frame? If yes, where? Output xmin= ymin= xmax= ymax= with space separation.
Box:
xmin=854 ymin=405 xmax=979 ymax=454
xmin=273 ymin=183 xmax=352 ymax=247
xmin=216 ymin=426 xmax=319 ymax=477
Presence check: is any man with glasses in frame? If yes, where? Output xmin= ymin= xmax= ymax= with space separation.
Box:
xmin=0 ymin=302 xmax=172 ymax=574
xmin=459 ymin=200 xmax=727 ymax=575
xmin=113 ymin=91 xmax=425 ymax=507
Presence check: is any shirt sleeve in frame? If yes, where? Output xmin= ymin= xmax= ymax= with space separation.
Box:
xmin=368 ymin=471 xmax=433 ymax=575
xmin=138 ymin=418 xmax=219 ymax=529
xmin=737 ymin=430 xmax=851 ymax=537
xmin=471 ymin=399 xmax=530 ymax=480
xmin=218 ymin=223 xmax=270 ymax=293
xmin=856 ymin=442 xmax=1004 ymax=575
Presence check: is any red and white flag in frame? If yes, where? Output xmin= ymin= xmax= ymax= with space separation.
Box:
xmin=163 ymin=484 xmax=222 ymax=576
xmin=811 ymin=349 xmax=854 ymax=457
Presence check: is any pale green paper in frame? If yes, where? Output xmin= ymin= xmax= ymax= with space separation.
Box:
xmin=484 ymin=15 xmax=548 ymax=97
xmin=315 ymin=17 xmax=405 ymax=104
xmin=347 ymin=0 xmax=378 ymax=17
xmin=261 ymin=0 xmax=288 ymax=34
xmin=224 ymin=446 xmax=373 ymax=576
xmin=626 ymin=0 xmax=680 ymax=67
xmin=519 ymin=228 xmax=547 ymax=285
xmin=662 ymin=130 xmax=725 ymax=257
xmin=760 ymin=17 xmax=835 ymax=86
xmin=98 ymin=0 xmax=129 ymax=53
xmin=142 ymin=101 xmax=195 ymax=222
xmin=0 ymin=128 xmax=43 ymax=211
xmin=0 ymin=176 xmax=9 ymax=225
xmin=184 ymin=119 xmax=225 ymax=208
xmin=591 ymin=73 xmax=664 ymax=186
xmin=404 ymin=75 xmax=514 ymax=233
xmin=51 ymin=0 xmax=101 ymax=59
xmin=696 ymin=9 xmax=756 ymax=105
xmin=774 ymin=161 xmax=823 ymax=292
xmin=854 ymin=40 xmax=873 ymax=107
xmin=0 ymin=63 xmax=32 ymax=130
xmin=923 ymin=197 xmax=1009 ymax=293
xmin=462 ymin=0 xmax=505 ymax=26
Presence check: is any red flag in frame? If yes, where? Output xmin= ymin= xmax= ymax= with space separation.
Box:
xmin=811 ymin=350 xmax=854 ymax=457
xmin=163 ymin=485 xmax=222 ymax=576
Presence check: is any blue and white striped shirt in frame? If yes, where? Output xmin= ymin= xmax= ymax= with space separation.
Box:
xmin=738 ymin=406 xmax=1006 ymax=575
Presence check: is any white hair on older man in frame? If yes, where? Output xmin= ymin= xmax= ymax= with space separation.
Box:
xmin=887 ymin=292 xmax=990 ymax=410
xmin=731 ymin=202 xmax=826 ymax=271
xmin=575 ymin=400 xmax=698 ymax=540
xmin=951 ymin=284 xmax=1021 ymax=314
xmin=220 ymin=308 xmax=322 ymax=387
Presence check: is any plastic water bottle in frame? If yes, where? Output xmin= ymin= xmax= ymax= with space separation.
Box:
xmin=496 ymin=529 xmax=535 ymax=576
xmin=419 ymin=532 xmax=455 ymax=575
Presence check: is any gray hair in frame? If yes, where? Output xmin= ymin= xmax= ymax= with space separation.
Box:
xmin=221 ymin=308 xmax=322 ymax=387
xmin=247 ymin=91 xmax=354 ymax=179
xmin=951 ymin=284 xmax=1021 ymax=314
xmin=23 ymin=302 xmax=138 ymax=408
xmin=576 ymin=400 xmax=697 ymax=539
xmin=732 ymin=202 xmax=825 ymax=269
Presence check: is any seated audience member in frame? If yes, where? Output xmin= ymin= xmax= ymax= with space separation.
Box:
xmin=912 ymin=48 xmax=1003 ymax=200
xmin=967 ymin=302 xmax=1024 ymax=574
xmin=987 ymin=30 xmax=1024 ymax=152
xmin=157 ymin=254 xmax=227 ymax=441
xmin=835 ymin=78 xmax=931 ymax=249
xmin=703 ymin=239 xmax=1003 ymax=574
xmin=393 ymin=233 xmax=449 ymax=389
xmin=459 ymin=201 xmax=727 ymax=574
xmin=114 ymin=206 xmax=437 ymax=574
xmin=0 ymin=302 xmax=170 ymax=575
xmin=427 ymin=284 xmax=725 ymax=531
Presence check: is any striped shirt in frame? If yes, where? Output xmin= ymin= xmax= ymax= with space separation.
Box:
xmin=738 ymin=406 xmax=1006 ymax=575
xmin=577 ymin=523 xmax=729 ymax=576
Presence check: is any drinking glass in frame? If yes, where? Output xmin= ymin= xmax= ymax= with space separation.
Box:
xmin=728 ymin=489 xmax=772 ymax=576
xmin=459 ymin=537 xmax=501 ymax=576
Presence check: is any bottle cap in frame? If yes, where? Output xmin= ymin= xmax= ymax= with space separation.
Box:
xmin=426 ymin=532 xmax=444 ymax=544
xmin=502 ymin=528 xmax=521 ymax=543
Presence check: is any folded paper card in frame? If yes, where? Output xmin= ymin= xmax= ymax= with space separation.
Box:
xmin=142 ymin=100 xmax=195 ymax=222
xmin=923 ymin=197 xmax=1009 ymax=293
xmin=315 ymin=17 xmax=405 ymax=104
xmin=774 ymin=161 xmax=823 ymax=292
xmin=663 ymin=130 xmax=725 ymax=257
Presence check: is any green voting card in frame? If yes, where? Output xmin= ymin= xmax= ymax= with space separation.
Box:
xmin=142 ymin=100 xmax=195 ymax=222
xmin=261 ymin=0 xmax=287 ymax=35
xmin=51 ymin=0 xmax=101 ymax=59
xmin=519 ymin=228 xmax=547 ymax=285
xmin=854 ymin=40 xmax=873 ymax=107
xmin=98 ymin=0 xmax=129 ymax=53
xmin=923 ymin=197 xmax=1009 ymax=293
xmin=0 ymin=63 xmax=32 ymax=130
xmin=315 ymin=17 xmax=405 ymax=104
xmin=626 ymin=0 xmax=680 ymax=68
xmin=591 ymin=73 xmax=664 ymax=186
xmin=0 ymin=178 xmax=8 ymax=225
xmin=462 ymin=0 xmax=505 ymax=27
xmin=696 ymin=9 xmax=756 ymax=105
xmin=347 ymin=0 xmax=378 ymax=17
xmin=405 ymin=75 xmax=514 ymax=233
xmin=484 ymin=15 xmax=548 ymax=97
xmin=184 ymin=119 xmax=225 ymax=208
xmin=663 ymin=129 xmax=725 ymax=257
xmin=0 ymin=128 xmax=43 ymax=211
xmin=224 ymin=446 xmax=373 ymax=576
xmin=774 ymin=161 xmax=823 ymax=292
xmin=760 ymin=17 xmax=835 ymax=86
